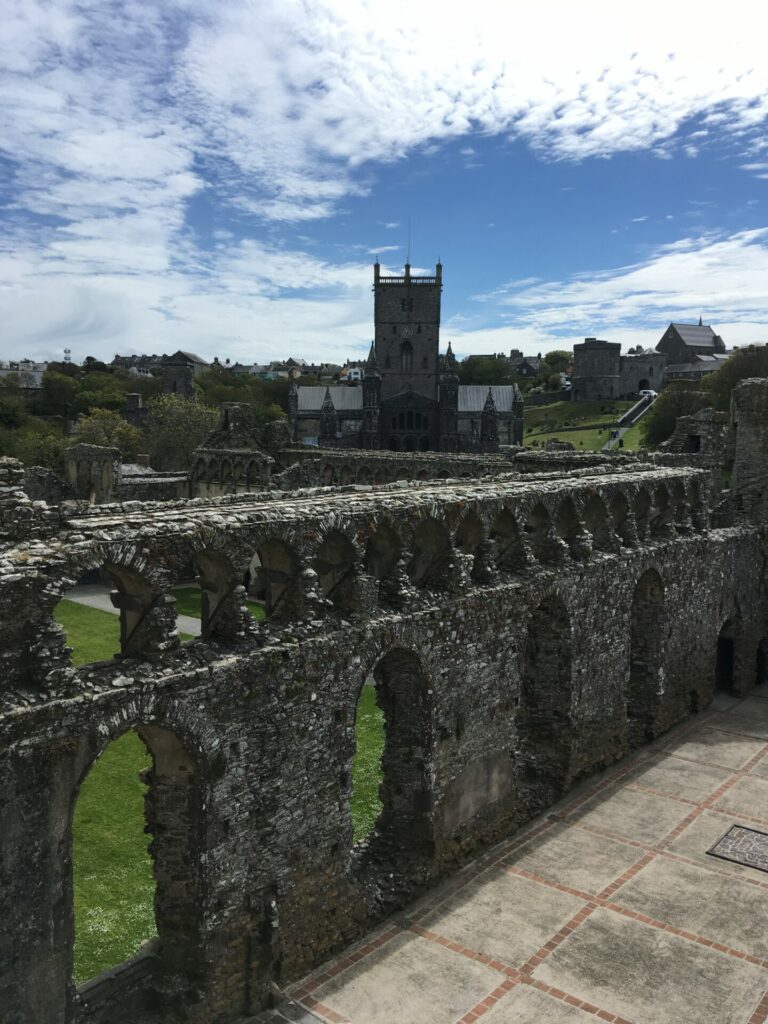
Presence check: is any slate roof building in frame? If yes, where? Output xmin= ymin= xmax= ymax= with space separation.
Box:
xmin=291 ymin=263 xmax=523 ymax=451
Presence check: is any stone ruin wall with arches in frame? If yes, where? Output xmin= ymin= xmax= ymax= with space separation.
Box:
xmin=2 ymin=378 xmax=768 ymax=1024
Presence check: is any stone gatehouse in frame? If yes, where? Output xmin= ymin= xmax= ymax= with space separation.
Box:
xmin=2 ymin=381 xmax=768 ymax=1024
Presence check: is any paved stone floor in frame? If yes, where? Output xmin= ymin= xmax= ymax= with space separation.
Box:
xmin=251 ymin=685 xmax=768 ymax=1024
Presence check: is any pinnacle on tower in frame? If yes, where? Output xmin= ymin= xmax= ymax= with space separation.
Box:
xmin=483 ymin=386 xmax=497 ymax=413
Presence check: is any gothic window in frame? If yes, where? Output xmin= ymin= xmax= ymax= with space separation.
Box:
xmin=407 ymin=411 xmax=414 ymax=429
xmin=385 ymin=355 xmax=391 ymax=368
xmin=398 ymin=412 xmax=405 ymax=429
xmin=400 ymin=341 xmax=413 ymax=372
xmin=391 ymin=416 xmax=397 ymax=431
xmin=400 ymin=299 xmax=406 ymax=312
xmin=414 ymin=412 xmax=422 ymax=429
xmin=649 ymin=366 xmax=654 ymax=377
xmin=392 ymin=325 xmax=396 ymax=334
xmin=409 ymin=298 xmax=414 ymax=312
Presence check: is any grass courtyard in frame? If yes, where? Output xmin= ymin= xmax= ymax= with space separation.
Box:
xmin=55 ymin=598 xmax=383 ymax=982
xmin=523 ymin=399 xmax=642 ymax=451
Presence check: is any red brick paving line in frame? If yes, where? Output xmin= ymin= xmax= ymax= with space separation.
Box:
xmin=748 ymin=989 xmax=768 ymax=1024
xmin=502 ymin=850 xmax=768 ymax=970
xmin=626 ymin=778 xmax=768 ymax=829
xmin=562 ymin=816 xmax=768 ymax=893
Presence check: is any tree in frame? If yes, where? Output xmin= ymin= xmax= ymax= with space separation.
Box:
xmin=543 ymin=350 xmax=572 ymax=375
xmin=71 ymin=408 xmax=143 ymax=460
xmin=144 ymin=394 xmax=219 ymax=471
xmin=547 ymin=373 xmax=562 ymax=391
xmin=38 ymin=370 xmax=77 ymax=417
xmin=641 ymin=382 xmax=710 ymax=447
xmin=703 ymin=346 xmax=768 ymax=411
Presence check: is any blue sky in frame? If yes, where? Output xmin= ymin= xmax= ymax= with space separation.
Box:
xmin=1 ymin=0 xmax=768 ymax=365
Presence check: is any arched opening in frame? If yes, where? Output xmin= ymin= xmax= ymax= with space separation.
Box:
xmin=350 ymin=678 xmax=385 ymax=842
xmin=633 ymin=488 xmax=651 ymax=540
xmin=517 ymin=597 xmax=572 ymax=811
xmin=524 ymin=503 xmax=562 ymax=565
xmin=251 ymin=538 xmax=299 ymax=620
xmin=72 ymin=725 xmax=201 ymax=988
xmin=388 ymin=437 xmax=400 ymax=452
xmin=357 ymin=465 xmax=373 ymax=483
xmin=314 ymin=530 xmax=357 ymax=611
xmin=716 ymin=619 xmax=736 ymax=693
xmin=54 ymin=564 xmax=175 ymax=664
xmin=195 ymin=549 xmax=258 ymax=639
xmin=320 ymin=464 xmax=335 ymax=486
xmin=490 ymin=508 xmax=527 ymax=572
xmin=406 ymin=410 xmax=414 ymax=430
xmin=409 ymin=517 xmax=453 ymax=588
xmin=609 ymin=490 xmax=635 ymax=546
xmin=650 ymin=485 xmax=674 ymax=537
xmin=352 ymin=650 xmax=434 ymax=861
xmin=420 ymin=437 xmax=430 ymax=451
xmin=339 ymin=465 xmax=353 ymax=485
xmin=405 ymin=435 xmax=415 ymax=452
xmin=583 ymin=494 xmax=614 ymax=551
xmin=416 ymin=468 xmax=429 ymax=480
xmin=554 ymin=497 xmax=582 ymax=558
xmin=365 ymin=523 xmax=401 ymax=581
xmin=455 ymin=512 xmax=483 ymax=556
xmin=638 ymin=378 xmax=650 ymax=392
xmin=398 ymin=412 xmax=405 ymax=429
xmin=627 ymin=570 xmax=665 ymax=746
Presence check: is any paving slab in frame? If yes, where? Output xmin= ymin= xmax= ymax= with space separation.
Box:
xmin=419 ymin=866 xmax=586 ymax=968
xmin=713 ymin=774 xmax=768 ymax=822
xmin=627 ymin=753 xmax=732 ymax=803
xmin=482 ymin=983 xmax=591 ymax=1022
xmin=533 ymin=907 xmax=768 ymax=1024
xmin=704 ymin=711 xmax=768 ymax=740
xmin=751 ymin=752 xmax=768 ymax=780
xmin=504 ymin=820 xmax=641 ymax=894
xmin=612 ymin=854 xmax=768 ymax=957
xmin=665 ymin=809 xmax=768 ymax=882
xmin=565 ymin=785 xmax=690 ymax=845
xmin=310 ymin=931 xmax=500 ymax=1024
xmin=662 ymin=727 xmax=766 ymax=770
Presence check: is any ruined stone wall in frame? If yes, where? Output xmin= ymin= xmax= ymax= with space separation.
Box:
xmin=1 ymin=463 xmax=765 ymax=1024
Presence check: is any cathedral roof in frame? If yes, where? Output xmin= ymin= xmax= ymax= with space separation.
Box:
xmin=297 ymin=386 xmax=363 ymax=411
xmin=458 ymin=385 xmax=521 ymax=413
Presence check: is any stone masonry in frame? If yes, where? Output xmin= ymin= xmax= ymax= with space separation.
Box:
xmin=2 ymin=380 xmax=768 ymax=1024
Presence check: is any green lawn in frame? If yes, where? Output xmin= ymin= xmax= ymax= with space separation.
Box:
xmin=171 ymin=585 xmax=266 ymax=621
xmin=524 ymin=399 xmax=633 ymax=435
xmin=60 ymin=602 xmax=384 ymax=982
xmin=524 ymin=427 xmax=612 ymax=451
xmin=73 ymin=731 xmax=154 ymax=983
xmin=617 ymin=422 xmax=646 ymax=450
xmin=351 ymin=684 xmax=385 ymax=842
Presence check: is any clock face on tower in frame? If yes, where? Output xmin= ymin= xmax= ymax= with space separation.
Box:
xmin=400 ymin=324 xmax=414 ymax=339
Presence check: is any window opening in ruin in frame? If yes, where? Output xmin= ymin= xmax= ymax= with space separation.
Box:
xmin=365 ymin=523 xmax=401 ymax=582
xmin=250 ymin=539 xmax=299 ymax=620
xmin=627 ymin=570 xmax=665 ymax=746
xmin=350 ymin=679 xmax=385 ymax=842
xmin=314 ymin=530 xmax=357 ymax=612
xmin=351 ymin=650 xmax=433 ymax=856
xmin=53 ymin=564 xmax=183 ymax=665
xmin=73 ymin=730 xmax=155 ymax=982
xmin=490 ymin=509 xmax=527 ymax=572
xmin=517 ymin=597 xmax=572 ymax=813
xmin=409 ymin=518 xmax=452 ymax=587
xmin=716 ymin=620 xmax=736 ymax=692
xmin=72 ymin=725 xmax=200 ymax=989
xmin=456 ymin=512 xmax=483 ymax=556
xmin=583 ymin=494 xmax=613 ymax=551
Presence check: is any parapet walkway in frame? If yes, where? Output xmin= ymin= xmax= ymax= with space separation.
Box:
xmin=251 ymin=686 xmax=768 ymax=1024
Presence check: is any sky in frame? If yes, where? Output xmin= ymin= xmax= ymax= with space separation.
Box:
xmin=1 ymin=0 xmax=768 ymax=366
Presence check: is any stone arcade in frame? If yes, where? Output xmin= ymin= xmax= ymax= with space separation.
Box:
xmin=1 ymin=381 xmax=768 ymax=1024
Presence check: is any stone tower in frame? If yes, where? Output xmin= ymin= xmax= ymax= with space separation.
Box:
xmin=439 ymin=341 xmax=460 ymax=451
xmin=373 ymin=261 xmax=442 ymax=402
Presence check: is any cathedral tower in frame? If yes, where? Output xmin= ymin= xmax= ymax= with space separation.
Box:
xmin=373 ymin=261 xmax=442 ymax=402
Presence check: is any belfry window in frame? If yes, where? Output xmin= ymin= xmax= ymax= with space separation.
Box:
xmin=400 ymin=341 xmax=413 ymax=372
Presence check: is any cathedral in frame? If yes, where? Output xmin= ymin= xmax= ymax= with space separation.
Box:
xmin=289 ymin=262 xmax=524 ymax=451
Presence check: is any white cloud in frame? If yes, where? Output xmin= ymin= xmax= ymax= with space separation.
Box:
xmin=2 ymin=0 xmax=768 ymax=361
xmin=486 ymin=228 xmax=768 ymax=344
xmin=631 ymin=216 xmax=648 ymax=222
